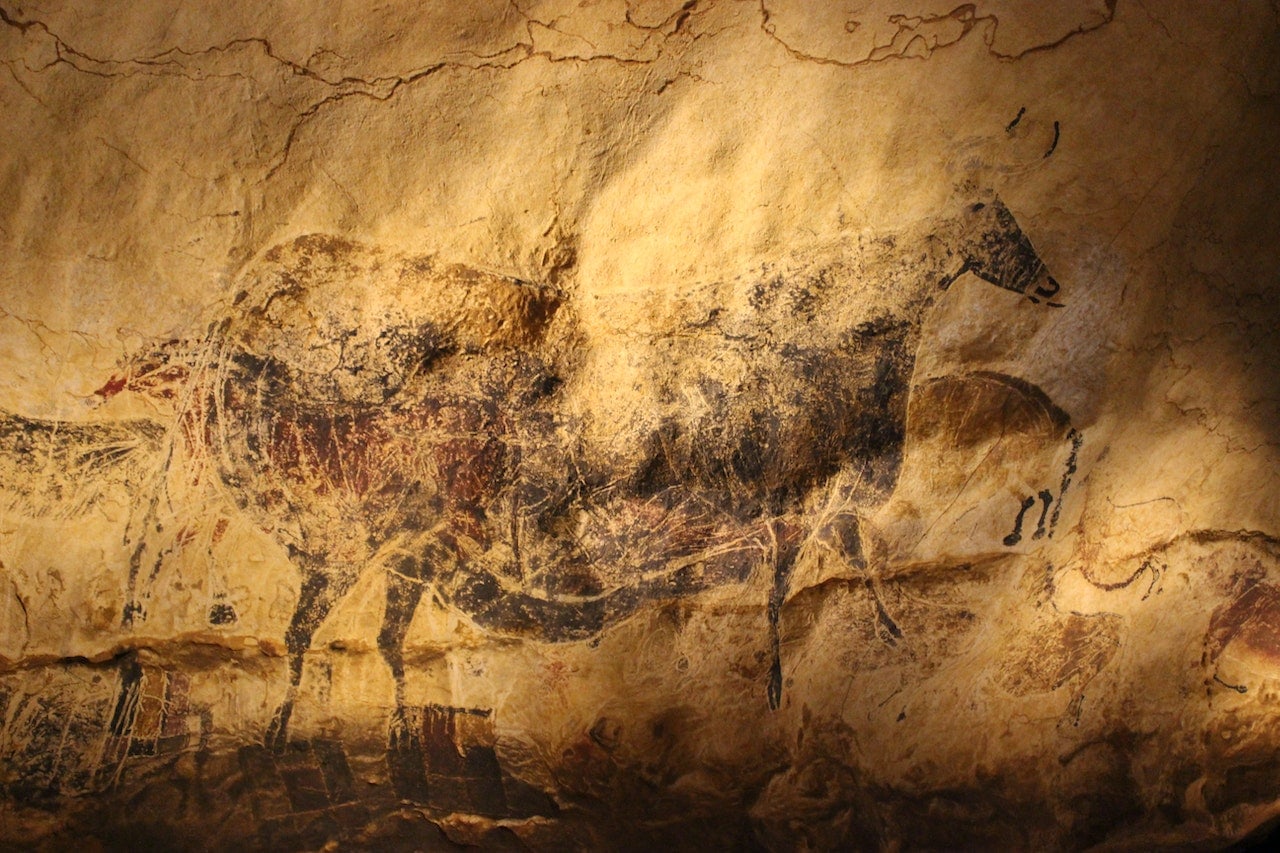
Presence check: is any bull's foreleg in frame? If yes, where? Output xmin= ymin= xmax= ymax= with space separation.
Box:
xmin=766 ymin=518 xmax=806 ymax=710
xmin=812 ymin=510 xmax=901 ymax=645
xmin=265 ymin=557 xmax=360 ymax=751
xmin=121 ymin=497 xmax=164 ymax=627
xmin=121 ymin=538 xmax=151 ymax=627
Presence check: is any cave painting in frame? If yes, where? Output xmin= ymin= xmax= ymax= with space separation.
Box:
xmin=3 ymin=191 xmax=1071 ymax=749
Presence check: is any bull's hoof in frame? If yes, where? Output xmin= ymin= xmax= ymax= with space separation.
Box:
xmin=387 ymin=708 xmax=415 ymax=752
xmin=873 ymin=597 xmax=903 ymax=646
xmin=767 ymin=655 xmax=784 ymax=710
xmin=121 ymin=600 xmax=146 ymax=626
xmin=264 ymin=703 xmax=292 ymax=754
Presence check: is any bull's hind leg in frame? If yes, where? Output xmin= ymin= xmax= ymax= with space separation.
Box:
xmin=378 ymin=555 xmax=428 ymax=741
xmin=265 ymin=555 xmax=360 ymax=751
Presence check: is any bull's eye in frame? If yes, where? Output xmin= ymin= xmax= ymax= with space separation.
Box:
xmin=535 ymin=373 xmax=563 ymax=396
xmin=1034 ymin=276 xmax=1061 ymax=299
xmin=971 ymin=202 xmax=986 ymax=212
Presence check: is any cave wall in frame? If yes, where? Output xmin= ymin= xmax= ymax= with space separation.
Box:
xmin=2 ymin=1 xmax=1280 ymax=849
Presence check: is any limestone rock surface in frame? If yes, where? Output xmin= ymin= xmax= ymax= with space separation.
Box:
xmin=2 ymin=1 xmax=1280 ymax=849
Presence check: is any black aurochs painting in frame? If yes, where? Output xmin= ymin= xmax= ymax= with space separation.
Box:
xmin=1 ymin=190 xmax=1072 ymax=772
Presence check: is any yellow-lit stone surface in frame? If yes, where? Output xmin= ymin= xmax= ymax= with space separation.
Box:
xmin=2 ymin=2 xmax=1279 ymax=848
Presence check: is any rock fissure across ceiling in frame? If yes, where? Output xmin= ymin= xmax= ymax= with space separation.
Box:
xmin=2 ymin=1 xmax=1280 ymax=849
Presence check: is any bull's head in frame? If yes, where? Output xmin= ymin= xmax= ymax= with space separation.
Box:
xmin=950 ymin=198 xmax=1063 ymax=306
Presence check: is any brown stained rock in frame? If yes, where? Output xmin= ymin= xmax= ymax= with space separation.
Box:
xmin=994 ymin=611 xmax=1121 ymax=697
xmin=1208 ymin=581 xmax=1280 ymax=670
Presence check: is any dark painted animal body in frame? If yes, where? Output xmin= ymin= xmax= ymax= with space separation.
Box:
xmin=604 ymin=197 xmax=1063 ymax=702
xmin=75 ymin=195 xmax=1065 ymax=744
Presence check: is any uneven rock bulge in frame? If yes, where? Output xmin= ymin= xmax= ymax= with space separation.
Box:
xmin=2 ymin=1 xmax=1280 ymax=850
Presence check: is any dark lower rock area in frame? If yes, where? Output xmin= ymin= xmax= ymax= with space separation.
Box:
xmin=6 ymin=534 xmax=1280 ymax=849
